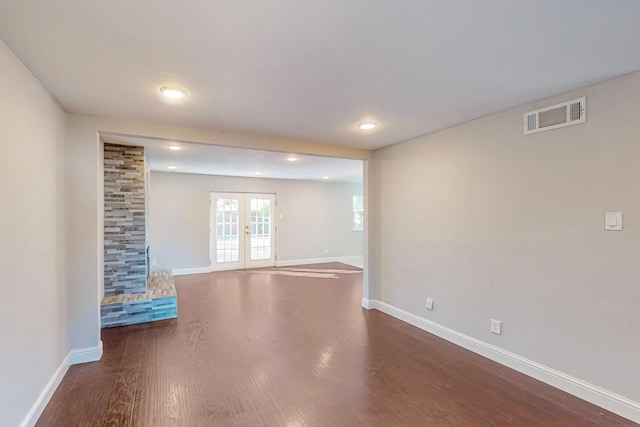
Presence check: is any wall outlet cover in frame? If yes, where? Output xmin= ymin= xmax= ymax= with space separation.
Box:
xmin=425 ymin=297 xmax=434 ymax=310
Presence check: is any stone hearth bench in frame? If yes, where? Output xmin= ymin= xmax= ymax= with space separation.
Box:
xmin=100 ymin=270 xmax=178 ymax=328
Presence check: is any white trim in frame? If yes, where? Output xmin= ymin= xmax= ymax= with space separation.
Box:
xmin=20 ymin=341 xmax=103 ymax=427
xmin=337 ymin=255 xmax=363 ymax=268
xmin=20 ymin=354 xmax=69 ymax=427
xmin=276 ymin=255 xmax=363 ymax=268
xmin=69 ymin=341 xmax=103 ymax=365
xmin=276 ymin=257 xmax=335 ymax=267
xmin=172 ymin=266 xmax=213 ymax=276
xmin=369 ymin=299 xmax=640 ymax=424
xmin=361 ymin=298 xmax=374 ymax=310
xmin=210 ymin=265 xmax=251 ymax=272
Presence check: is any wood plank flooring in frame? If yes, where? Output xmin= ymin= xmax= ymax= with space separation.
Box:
xmin=37 ymin=263 xmax=635 ymax=426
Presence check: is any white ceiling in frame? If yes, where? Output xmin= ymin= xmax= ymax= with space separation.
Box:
xmin=1 ymin=1 xmax=640 ymax=150
xmin=101 ymin=133 xmax=363 ymax=183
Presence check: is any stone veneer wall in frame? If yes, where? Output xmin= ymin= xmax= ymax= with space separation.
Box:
xmin=104 ymin=143 xmax=147 ymax=296
xmin=101 ymin=270 xmax=178 ymax=328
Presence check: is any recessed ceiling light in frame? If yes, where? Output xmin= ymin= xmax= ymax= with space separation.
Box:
xmin=167 ymin=166 xmax=177 ymax=170
xmin=359 ymin=122 xmax=377 ymax=130
xmin=168 ymin=145 xmax=182 ymax=151
xmin=160 ymin=86 xmax=187 ymax=100
xmin=322 ymin=176 xmax=330 ymax=180
xmin=255 ymin=171 xmax=263 ymax=175
xmin=287 ymin=156 xmax=298 ymax=162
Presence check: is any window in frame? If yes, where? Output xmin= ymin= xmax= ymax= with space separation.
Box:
xmin=352 ymin=195 xmax=364 ymax=231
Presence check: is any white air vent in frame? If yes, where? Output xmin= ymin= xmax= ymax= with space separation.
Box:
xmin=524 ymin=97 xmax=586 ymax=135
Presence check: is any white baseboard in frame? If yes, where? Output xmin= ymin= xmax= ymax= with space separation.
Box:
xmin=337 ymin=255 xmax=363 ymax=268
xmin=369 ymin=299 xmax=640 ymax=424
xmin=69 ymin=341 xmax=103 ymax=365
xmin=276 ymin=257 xmax=337 ymax=267
xmin=361 ymin=298 xmax=375 ymax=310
xmin=19 ymin=354 xmax=70 ymax=427
xmin=276 ymin=255 xmax=363 ymax=268
xmin=20 ymin=341 xmax=103 ymax=427
xmin=172 ymin=266 xmax=212 ymax=276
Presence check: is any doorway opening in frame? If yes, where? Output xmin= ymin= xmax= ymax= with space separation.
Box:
xmin=210 ymin=192 xmax=276 ymax=270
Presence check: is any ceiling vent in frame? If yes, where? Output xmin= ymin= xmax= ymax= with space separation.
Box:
xmin=524 ymin=97 xmax=586 ymax=135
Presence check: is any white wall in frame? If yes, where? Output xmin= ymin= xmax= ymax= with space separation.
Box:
xmin=0 ymin=40 xmax=68 ymax=425
xmin=370 ymin=72 xmax=640 ymax=407
xmin=4 ymin=27 xmax=637 ymax=422
xmin=149 ymin=171 xmax=363 ymax=269
xmin=64 ymin=113 xmax=369 ymax=360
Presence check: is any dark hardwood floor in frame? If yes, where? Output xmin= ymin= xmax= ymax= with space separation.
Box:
xmin=37 ymin=263 xmax=635 ymax=426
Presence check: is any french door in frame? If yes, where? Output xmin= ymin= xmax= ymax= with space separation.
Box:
xmin=210 ymin=193 xmax=276 ymax=271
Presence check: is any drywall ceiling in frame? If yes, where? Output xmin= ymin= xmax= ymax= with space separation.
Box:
xmin=1 ymin=1 xmax=640 ymax=149
xmin=101 ymin=134 xmax=363 ymax=183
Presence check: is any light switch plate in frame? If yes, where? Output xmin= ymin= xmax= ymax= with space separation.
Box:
xmin=491 ymin=319 xmax=501 ymax=335
xmin=605 ymin=212 xmax=622 ymax=231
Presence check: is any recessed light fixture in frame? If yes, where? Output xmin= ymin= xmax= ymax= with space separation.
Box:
xmin=359 ymin=122 xmax=377 ymax=130
xmin=287 ymin=156 xmax=298 ymax=162
xmin=255 ymin=171 xmax=263 ymax=176
xmin=167 ymin=166 xmax=177 ymax=170
xmin=168 ymin=144 xmax=182 ymax=151
xmin=160 ymin=86 xmax=187 ymax=100
xmin=322 ymin=176 xmax=330 ymax=180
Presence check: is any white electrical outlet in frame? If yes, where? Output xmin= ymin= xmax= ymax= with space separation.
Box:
xmin=491 ymin=319 xmax=502 ymax=335
xmin=151 ymin=259 xmax=157 ymax=266
xmin=425 ymin=298 xmax=433 ymax=310
xmin=324 ymin=249 xmax=329 ymax=254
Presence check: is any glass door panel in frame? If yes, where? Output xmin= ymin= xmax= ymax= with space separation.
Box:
xmin=211 ymin=193 xmax=244 ymax=271
xmin=210 ymin=193 xmax=276 ymax=271
xmin=248 ymin=195 xmax=273 ymax=261
xmin=216 ymin=198 xmax=239 ymax=263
